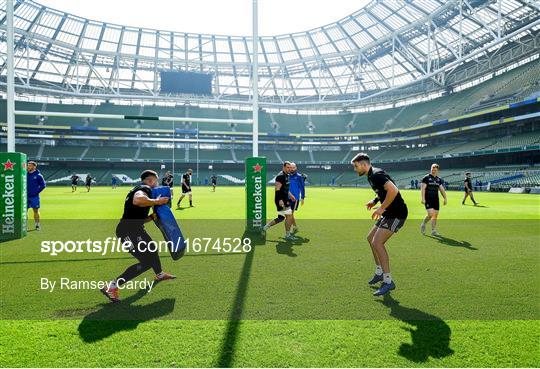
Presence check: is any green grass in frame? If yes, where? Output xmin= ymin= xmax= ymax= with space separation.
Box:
xmin=0 ymin=186 xmax=539 ymax=367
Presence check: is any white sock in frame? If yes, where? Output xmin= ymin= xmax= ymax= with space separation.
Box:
xmin=375 ymin=265 xmax=383 ymax=276
xmin=109 ymin=280 xmax=117 ymax=289
xmin=383 ymin=273 xmax=392 ymax=284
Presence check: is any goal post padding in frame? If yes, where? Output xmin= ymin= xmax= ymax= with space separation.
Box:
xmin=245 ymin=157 xmax=266 ymax=234
xmin=0 ymin=152 xmax=27 ymax=242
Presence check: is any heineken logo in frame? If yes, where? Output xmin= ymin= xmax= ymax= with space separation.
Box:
xmin=3 ymin=159 xmax=14 ymax=171
xmin=251 ymin=175 xmax=263 ymax=227
xmin=246 ymin=158 xmax=266 ymax=231
xmin=0 ymin=153 xmax=27 ymax=241
xmin=2 ymin=173 xmax=15 ymax=234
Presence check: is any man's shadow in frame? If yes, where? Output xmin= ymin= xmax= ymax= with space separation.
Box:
xmin=462 ymin=204 xmax=488 ymax=208
xmin=427 ymin=235 xmax=477 ymax=250
xmin=271 ymin=236 xmax=310 ymax=257
xmin=377 ymin=294 xmax=454 ymax=363
xmin=78 ymin=288 xmax=175 ymax=343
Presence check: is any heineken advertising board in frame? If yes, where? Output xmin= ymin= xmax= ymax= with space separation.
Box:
xmin=0 ymin=152 xmax=27 ymax=242
xmin=245 ymin=157 xmax=266 ymax=233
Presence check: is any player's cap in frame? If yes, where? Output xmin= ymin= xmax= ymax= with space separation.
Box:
xmin=140 ymin=170 xmax=158 ymax=181
xmin=350 ymin=153 xmax=370 ymax=163
xmin=27 ymin=161 xmax=37 ymax=166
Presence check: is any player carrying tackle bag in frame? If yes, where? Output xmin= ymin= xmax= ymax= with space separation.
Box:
xmin=101 ymin=170 xmax=178 ymax=303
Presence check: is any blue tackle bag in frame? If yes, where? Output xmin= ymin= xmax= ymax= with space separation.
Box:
xmin=151 ymin=186 xmax=186 ymax=260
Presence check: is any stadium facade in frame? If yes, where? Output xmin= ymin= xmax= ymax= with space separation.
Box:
xmin=0 ymin=0 xmax=539 ymax=190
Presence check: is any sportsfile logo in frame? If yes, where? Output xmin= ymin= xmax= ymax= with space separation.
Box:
xmin=1 ymin=160 xmax=15 ymax=235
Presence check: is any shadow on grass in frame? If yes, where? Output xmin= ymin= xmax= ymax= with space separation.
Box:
xmin=78 ymin=288 xmax=175 ymax=343
xmin=462 ymin=203 xmax=488 ymax=208
xmin=427 ymin=235 xmax=477 ymax=250
xmin=216 ymin=232 xmax=257 ymax=367
xmin=378 ymin=294 xmax=454 ymax=363
xmin=267 ymin=236 xmax=310 ymax=257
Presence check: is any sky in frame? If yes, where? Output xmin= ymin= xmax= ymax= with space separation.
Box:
xmin=37 ymin=0 xmax=369 ymax=36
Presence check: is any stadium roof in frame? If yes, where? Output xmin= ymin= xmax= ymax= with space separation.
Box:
xmin=0 ymin=0 xmax=539 ymax=108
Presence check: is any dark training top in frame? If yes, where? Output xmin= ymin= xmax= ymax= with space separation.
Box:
xmin=120 ymin=184 xmax=153 ymax=226
xmin=182 ymin=173 xmax=191 ymax=188
xmin=71 ymin=175 xmax=79 ymax=185
xmin=367 ymin=167 xmax=408 ymax=219
xmin=422 ymin=174 xmax=443 ymax=198
xmin=162 ymin=174 xmax=173 ymax=187
xmin=464 ymin=177 xmax=473 ymax=191
xmin=211 ymin=175 xmax=217 ymax=184
xmin=274 ymin=170 xmax=290 ymax=205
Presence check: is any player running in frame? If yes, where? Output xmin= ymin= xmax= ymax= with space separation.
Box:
xmin=27 ymin=161 xmax=46 ymax=231
xmin=85 ymin=174 xmax=93 ymax=192
xmin=462 ymin=172 xmax=478 ymax=205
xmin=262 ymin=161 xmax=297 ymax=241
xmin=176 ymin=169 xmax=194 ymax=208
xmin=101 ymin=170 xmax=176 ymax=303
xmin=210 ymin=174 xmax=217 ymax=192
xmin=420 ymin=164 xmax=447 ymax=236
xmin=351 ymin=153 xmax=408 ymax=297
xmin=70 ymin=173 xmax=79 ymax=192
xmin=288 ymin=163 xmax=306 ymax=234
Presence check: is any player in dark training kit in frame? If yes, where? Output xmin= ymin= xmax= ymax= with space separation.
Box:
xmin=177 ymin=169 xmax=193 ymax=208
xmin=161 ymin=171 xmax=174 ymax=207
xmin=351 ymin=153 xmax=408 ymax=296
xmin=211 ymin=174 xmax=217 ymax=192
xmin=85 ymin=174 xmax=93 ymax=192
xmin=462 ymin=172 xmax=478 ymax=205
xmin=420 ymin=164 xmax=447 ymax=236
xmin=70 ymin=173 xmax=79 ymax=192
xmin=101 ymin=170 xmax=176 ymax=303
xmin=262 ymin=161 xmax=298 ymax=241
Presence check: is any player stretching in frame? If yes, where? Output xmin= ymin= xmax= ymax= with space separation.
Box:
xmin=70 ymin=173 xmax=79 ymax=192
xmin=101 ymin=170 xmax=176 ymax=303
xmin=420 ymin=164 xmax=447 ymax=236
xmin=262 ymin=162 xmax=297 ymax=241
xmin=351 ymin=153 xmax=408 ymax=296
xmin=85 ymin=174 xmax=93 ymax=192
xmin=462 ymin=172 xmax=478 ymax=205
xmin=27 ymin=161 xmax=46 ymax=231
xmin=211 ymin=174 xmax=217 ymax=192
xmin=288 ymin=163 xmax=306 ymax=234
xmin=177 ymin=169 xmax=193 ymax=208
